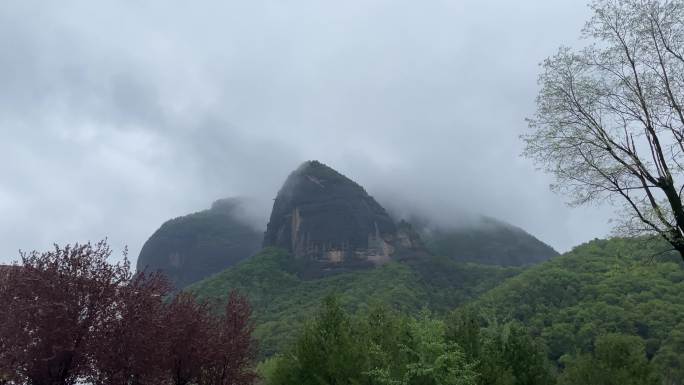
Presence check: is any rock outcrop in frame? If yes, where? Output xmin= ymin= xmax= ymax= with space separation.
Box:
xmin=264 ymin=161 xmax=423 ymax=276
xmin=136 ymin=198 xmax=262 ymax=288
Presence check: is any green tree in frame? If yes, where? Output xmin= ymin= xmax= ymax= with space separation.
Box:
xmin=360 ymin=303 xmax=409 ymax=382
xmin=367 ymin=310 xmax=477 ymax=385
xmin=652 ymin=322 xmax=684 ymax=385
xmin=445 ymin=307 xmax=481 ymax=360
xmin=446 ymin=310 xmax=555 ymax=385
xmin=558 ymin=334 xmax=660 ymax=385
xmin=478 ymin=323 xmax=555 ymax=385
xmin=269 ymin=295 xmax=366 ymax=385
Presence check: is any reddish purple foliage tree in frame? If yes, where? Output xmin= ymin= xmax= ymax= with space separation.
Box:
xmin=0 ymin=241 xmax=258 ymax=385
xmin=199 ymin=291 xmax=258 ymax=385
xmin=89 ymin=271 xmax=172 ymax=385
xmin=164 ymin=292 xmax=215 ymax=385
xmin=0 ymin=241 xmax=130 ymax=385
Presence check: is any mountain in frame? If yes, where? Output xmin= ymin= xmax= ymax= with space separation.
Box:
xmin=188 ymin=247 xmax=521 ymax=356
xmin=138 ymin=160 xmax=555 ymax=287
xmin=410 ymin=215 xmax=558 ymax=266
xmin=136 ymin=198 xmax=263 ymax=289
xmin=185 ymin=161 xmax=560 ymax=353
xmin=263 ymin=161 xmax=425 ymax=278
xmin=137 ymin=161 xmax=683 ymax=376
xmin=177 ymin=162 xmax=683 ymax=375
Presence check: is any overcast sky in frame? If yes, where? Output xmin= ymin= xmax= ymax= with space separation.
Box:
xmin=0 ymin=0 xmax=615 ymax=264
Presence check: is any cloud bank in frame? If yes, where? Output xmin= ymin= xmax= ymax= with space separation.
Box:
xmin=0 ymin=0 xmax=611 ymax=263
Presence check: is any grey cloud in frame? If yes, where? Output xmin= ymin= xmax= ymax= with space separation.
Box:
xmin=0 ymin=0 xmax=610 ymax=263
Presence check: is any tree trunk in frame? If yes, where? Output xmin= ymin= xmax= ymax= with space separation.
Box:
xmin=660 ymin=181 xmax=684 ymax=262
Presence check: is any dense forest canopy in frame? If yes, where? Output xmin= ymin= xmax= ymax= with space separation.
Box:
xmin=188 ymin=237 xmax=684 ymax=384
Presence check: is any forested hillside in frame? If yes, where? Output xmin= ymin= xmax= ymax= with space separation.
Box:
xmin=189 ymin=248 xmax=520 ymax=355
xmin=189 ymin=237 xmax=684 ymax=383
xmin=471 ymin=237 xmax=684 ymax=380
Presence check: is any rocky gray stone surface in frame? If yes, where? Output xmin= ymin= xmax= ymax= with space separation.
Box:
xmin=264 ymin=161 xmax=423 ymax=276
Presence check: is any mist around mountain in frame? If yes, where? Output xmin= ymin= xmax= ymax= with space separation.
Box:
xmin=136 ymin=198 xmax=262 ymax=289
xmin=416 ymin=215 xmax=559 ymax=266
xmin=139 ymin=161 xmax=554 ymax=289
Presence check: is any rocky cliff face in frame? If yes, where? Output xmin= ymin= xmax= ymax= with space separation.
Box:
xmin=136 ymin=198 xmax=262 ymax=288
xmin=264 ymin=161 xmax=422 ymax=275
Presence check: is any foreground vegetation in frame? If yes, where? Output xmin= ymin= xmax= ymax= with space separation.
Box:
xmin=2 ymin=236 xmax=683 ymax=384
xmin=259 ymin=295 xmax=662 ymax=385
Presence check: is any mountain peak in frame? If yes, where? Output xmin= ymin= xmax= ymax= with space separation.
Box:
xmin=264 ymin=162 xmax=420 ymax=276
xmin=276 ymin=160 xmax=365 ymax=198
xmin=136 ymin=198 xmax=262 ymax=288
